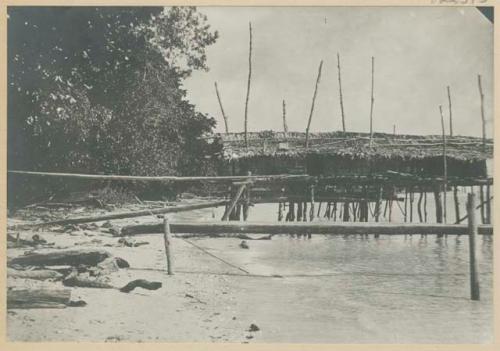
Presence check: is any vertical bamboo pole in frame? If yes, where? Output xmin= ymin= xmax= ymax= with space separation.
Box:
xmin=337 ymin=53 xmax=346 ymax=132
xmin=369 ymin=56 xmax=375 ymax=146
xmin=244 ymin=22 xmax=253 ymax=149
xmin=214 ymin=82 xmax=229 ymax=133
xmin=393 ymin=125 xmax=396 ymax=135
xmin=278 ymin=202 xmax=283 ymax=221
xmin=478 ymin=74 xmax=486 ymax=150
xmin=282 ymin=100 xmax=288 ymax=138
xmin=305 ymin=60 xmax=324 ymax=148
xmin=439 ymin=105 xmax=448 ymax=224
xmin=447 ymin=86 xmax=453 ymax=137
xmin=163 ymin=217 xmax=173 ymax=275
xmin=467 ymin=193 xmax=480 ymax=301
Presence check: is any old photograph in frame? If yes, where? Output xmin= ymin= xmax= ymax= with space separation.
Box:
xmin=5 ymin=4 xmax=494 ymax=344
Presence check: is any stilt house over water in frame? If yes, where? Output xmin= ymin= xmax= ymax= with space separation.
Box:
xmin=211 ymin=131 xmax=493 ymax=224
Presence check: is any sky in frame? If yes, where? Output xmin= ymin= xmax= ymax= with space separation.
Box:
xmin=183 ymin=6 xmax=493 ymax=138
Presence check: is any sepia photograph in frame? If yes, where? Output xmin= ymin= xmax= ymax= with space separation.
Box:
xmin=3 ymin=2 xmax=495 ymax=345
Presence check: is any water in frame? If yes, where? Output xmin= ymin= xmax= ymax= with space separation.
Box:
xmin=184 ymin=201 xmax=494 ymax=343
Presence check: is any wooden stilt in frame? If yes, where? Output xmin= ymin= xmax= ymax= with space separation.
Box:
xmin=417 ymin=189 xmax=423 ymax=223
xmin=486 ymin=184 xmax=491 ymax=224
xmin=374 ymin=186 xmax=382 ymax=222
xmin=424 ymin=191 xmax=428 ymax=223
xmin=479 ymin=185 xmax=485 ymax=224
xmin=433 ymin=187 xmax=443 ymax=237
xmin=289 ymin=202 xmax=296 ymax=222
xmin=409 ymin=189 xmax=414 ymax=223
xmin=343 ymin=202 xmax=350 ymax=221
xmin=404 ymin=188 xmax=408 ymax=222
xmin=310 ymin=185 xmax=315 ymax=221
xmin=297 ymin=201 xmax=303 ymax=221
xmin=278 ymin=202 xmax=283 ymax=222
xmin=453 ymin=186 xmax=460 ymax=225
xmin=333 ymin=202 xmax=338 ymax=221
xmin=303 ymin=202 xmax=308 ymax=222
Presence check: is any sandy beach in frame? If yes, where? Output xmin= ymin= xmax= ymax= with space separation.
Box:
xmin=6 ymin=202 xmax=493 ymax=343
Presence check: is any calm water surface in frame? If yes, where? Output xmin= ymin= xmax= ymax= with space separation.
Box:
xmin=179 ymin=201 xmax=494 ymax=343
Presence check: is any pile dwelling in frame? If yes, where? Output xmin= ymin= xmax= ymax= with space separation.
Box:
xmin=211 ymin=130 xmax=493 ymax=225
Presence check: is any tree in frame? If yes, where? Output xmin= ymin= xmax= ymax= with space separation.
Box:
xmin=8 ymin=7 xmax=220 ymax=204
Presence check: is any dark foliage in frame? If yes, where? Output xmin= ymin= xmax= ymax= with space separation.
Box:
xmin=8 ymin=7 xmax=220 ymax=206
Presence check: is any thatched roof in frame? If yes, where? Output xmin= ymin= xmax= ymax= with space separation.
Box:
xmin=214 ymin=131 xmax=493 ymax=162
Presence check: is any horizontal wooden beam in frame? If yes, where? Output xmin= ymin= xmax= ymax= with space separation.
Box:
xmin=8 ymin=170 xmax=309 ymax=183
xmin=121 ymin=221 xmax=493 ymax=236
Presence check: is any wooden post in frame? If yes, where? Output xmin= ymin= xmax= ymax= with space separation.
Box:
xmin=163 ymin=217 xmax=173 ymax=275
xmin=337 ymin=53 xmax=346 ymax=132
xmin=369 ymin=56 xmax=375 ymax=146
xmin=278 ymin=202 xmax=283 ymax=221
xmin=478 ymin=74 xmax=486 ymax=150
xmin=439 ymin=105 xmax=448 ymax=224
xmin=214 ymin=82 xmax=229 ymax=133
xmin=305 ymin=60 xmax=324 ymax=148
xmin=282 ymin=100 xmax=288 ymax=138
xmin=393 ymin=124 xmax=396 ymax=135
xmin=447 ymin=86 xmax=453 ymax=137
xmin=467 ymin=193 xmax=480 ymax=301
xmin=453 ymin=186 xmax=460 ymax=224
xmin=244 ymin=22 xmax=253 ymax=149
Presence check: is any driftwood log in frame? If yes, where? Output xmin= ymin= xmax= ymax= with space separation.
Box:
xmin=7 ymin=249 xmax=129 ymax=268
xmin=7 ymin=289 xmax=72 ymax=309
xmin=14 ymin=200 xmax=228 ymax=229
xmin=7 ymin=268 xmax=63 ymax=280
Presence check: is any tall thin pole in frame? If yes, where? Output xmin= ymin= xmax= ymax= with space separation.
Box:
xmin=369 ymin=56 xmax=375 ymax=146
xmin=447 ymin=86 xmax=453 ymax=137
xmin=244 ymin=22 xmax=253 ymax=148
xmin=478 ymin=74 xmax=486 ymax=150
xmin=467 ymin=193 xmax=480 ymax=301
xmin=282 ymin=99 xmax=288 ymax=137
xmin=163 ymin=217 xmax=173 ymax=275
xmin=439 ymin=105 xmax=448 ymax=224
xmin=214 ymin=82 xmax=229 ymax=133
xmin=337 ymin=53 xmax=346 ymax=132
xmin=305 ymin=60 xmax=324 ymax=149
